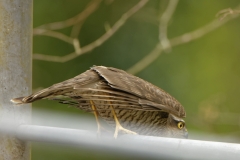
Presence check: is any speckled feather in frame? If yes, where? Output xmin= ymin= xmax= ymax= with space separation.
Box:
xmin=11 ymin=66 xmax=187 ymax=138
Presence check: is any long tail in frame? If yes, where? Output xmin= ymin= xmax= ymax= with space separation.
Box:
xmin=10 ymin=68 xmax=101 ymax=105
xmin=11 ymin=97 xmax=26 ymax=104
xmin=10 ymin=87 xmax=65 ymax=104
xmin=10 ymin=83 xmax=80 ymax=105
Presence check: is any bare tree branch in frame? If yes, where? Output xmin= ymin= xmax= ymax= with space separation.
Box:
xmin=33 ymin=0 xmax=149 ymax=62
xmin=69 ymin=0 xmax=116 ymax=38
xmin=127 ymin=6 xmax=240 ymax=75
xmin=127 ymin=43 xmax=162 ymax=74
xmin=33 ymin=28 xmax=81 ymax=55
xmin=70 ymin=21 xmax=84 ymax=38
xmin=216 ymin=8 xmax=240 ymax=20
xmin=33 ymin=28 xmax=74 ymax=44
xmin=33 ymin=0 xmax=102 ymax=56
xmin=33 ymin=51 xmax=78 ymax=63
xmin=35 ymin=0 xmax=102 ymax=30
xmin=170 ymin=12 xmax=240 ymax=46
xmin=127 ymin=0 xmax=179 ymax=74
xmin=159 ymin=0 xmax=178 ymax=52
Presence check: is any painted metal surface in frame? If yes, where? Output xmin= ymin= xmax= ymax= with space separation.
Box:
xmin=14 ymin=124 xmax=240 ymax=160
xmin=0 ymin=0 xmax=32 ymax=159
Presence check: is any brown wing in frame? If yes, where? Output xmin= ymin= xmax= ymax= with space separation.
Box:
xmin=11 ymin=66 xmax=185 ymax=117
xmin=92 ymin=66 xmax=186 ymax=117
xmin=11 ymin=69 xmax=101 ymax=104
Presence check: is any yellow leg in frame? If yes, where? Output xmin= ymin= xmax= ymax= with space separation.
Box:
xmin=90 ymin=100 xmax=102 ymax=134
xmin=110 ymin=106 xmax=137 ymax=139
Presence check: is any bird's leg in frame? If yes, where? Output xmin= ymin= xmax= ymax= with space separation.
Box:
xmin=90 ymin=100 xmax=105 ymax=135
xmin=110 ymin=105 xmax=137 ymax=139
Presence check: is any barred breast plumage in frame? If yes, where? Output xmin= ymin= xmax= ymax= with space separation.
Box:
xmin=11 ymin=66 xmax=188 ymax=138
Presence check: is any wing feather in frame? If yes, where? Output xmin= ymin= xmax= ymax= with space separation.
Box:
xmin=11 ymin=69 xmax=100 ymax=104
xmin=91 ymin=66 xmax=186 ymax=117
xmin=11 ymin=65 xmax=186 ymax=118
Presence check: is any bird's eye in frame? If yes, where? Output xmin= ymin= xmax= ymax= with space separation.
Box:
xmin=177 ymin=122 xmax=184 ymax=129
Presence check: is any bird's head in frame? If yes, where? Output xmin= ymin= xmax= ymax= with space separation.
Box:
xmin=167 ymin=114 xmax=188 ymax=138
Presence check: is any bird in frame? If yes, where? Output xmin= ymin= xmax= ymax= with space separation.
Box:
xmin=11 ymin=66 xmax=188 ymax=138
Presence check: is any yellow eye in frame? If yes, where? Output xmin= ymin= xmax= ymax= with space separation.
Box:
xmin=177 ymin=122 xmax=184 ymax=129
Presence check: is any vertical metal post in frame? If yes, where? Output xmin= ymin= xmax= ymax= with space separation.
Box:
xmin=0 ymin=0 xmax=32 ymax=160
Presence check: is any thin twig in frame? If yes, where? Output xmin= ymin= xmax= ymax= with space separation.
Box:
xmin=127 ymin=44 xmax=162 ymax=74
xmin=127 ymin=6 xmax=240 ymax=75
xmin=33 ymin=29 xmax=81 ymax=54
xmin=73 ymin=38 xmax=81 ymax=55
xmin=33 ymin=29 xmax=74 ymax=44
xmin=70 ymin=22 xmax=84 ymax=38
xmin=33 ymin=0 xmax=149 ymax=62
xmin=127 ymin=0 xmax=179 ymax=74
xmin=35 ymin=0 xmax=102 ymax=30
xmin=170 ymin=13 xmax=239 ymax=46
xmin=159 ymin=0 xmax=178 ymax=52
xmin=33 ymin=51 xmax=76 ymax=63
xmin=33 ymin=0 xmax=101 ymax=54
xmin=216 ymin=8 xmax=240 ymax=20
xmin=70 ymin=0 xmax=116 ymax=38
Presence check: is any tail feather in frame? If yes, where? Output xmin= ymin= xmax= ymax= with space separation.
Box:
xmin=10 ymin=89 xmax=61 ymax=105
xmin=10 ymin=68 xmax=101 ymax=105
xmin=11 ymin=97 xmax=26 ymax=104
xmin=10 ymin=86 xmax=76 ymax=105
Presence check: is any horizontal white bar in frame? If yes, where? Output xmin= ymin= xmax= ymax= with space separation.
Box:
xmin=12 ymin=125 xmax=240 ymax=160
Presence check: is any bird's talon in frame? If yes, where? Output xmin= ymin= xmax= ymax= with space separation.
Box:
xmin=113 ymin=125 xmax=137 ymax=138
xmin=120 ymin=127 xmax=137 ymax=135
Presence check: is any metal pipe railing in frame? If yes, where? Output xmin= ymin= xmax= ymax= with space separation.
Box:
xmin=16 ymin=125 xmax=240 ymax=160
xmin=1 ymin=114 xmax=239 ymax=160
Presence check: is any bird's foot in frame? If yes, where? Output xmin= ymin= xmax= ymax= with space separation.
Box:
xmin=110 ymin=105 xmax=137 ymax=138
xmin=114 ymin=125 xmax=137 ymax=139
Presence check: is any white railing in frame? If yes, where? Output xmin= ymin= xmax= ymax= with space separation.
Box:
xmin=1 ymin=110 xmax=240 ymax=160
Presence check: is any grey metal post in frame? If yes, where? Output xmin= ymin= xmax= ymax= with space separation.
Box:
xmin=0 ymin=1 xmax=32 ymax=160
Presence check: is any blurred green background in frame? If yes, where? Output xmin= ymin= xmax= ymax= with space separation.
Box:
xmin=32 ymin=0 xmax=240 ymax=159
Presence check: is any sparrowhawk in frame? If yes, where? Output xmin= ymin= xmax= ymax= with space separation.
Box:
xmin=11 ymin=66 xmax=188 ymax=138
